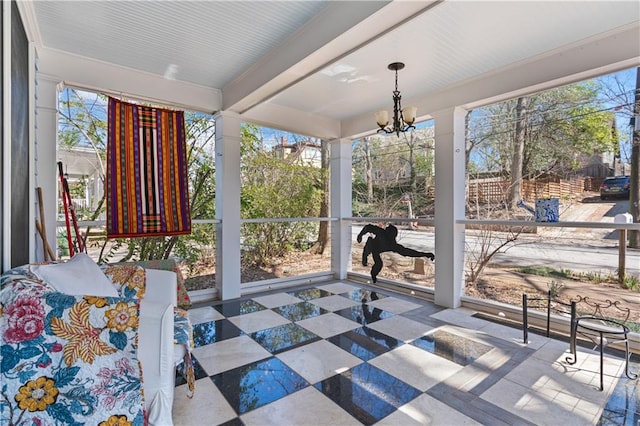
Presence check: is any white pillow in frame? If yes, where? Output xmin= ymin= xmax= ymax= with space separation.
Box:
xmin=32 ymin=253 xmax=118 ymax=297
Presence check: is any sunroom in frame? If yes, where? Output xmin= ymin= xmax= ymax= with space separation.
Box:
xmin=2 ymin=1 xmax=640 ymax=425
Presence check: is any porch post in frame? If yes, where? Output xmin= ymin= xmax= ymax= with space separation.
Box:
xmin=214 ymin=111 xmax=242 ymax=300
xmin=433 ymin=107 xmax=467 ymax=308
xmin=34 ymin=76 xmax=59 ymax=262
xmin=329 ymin=138 xmax=352 ymax=280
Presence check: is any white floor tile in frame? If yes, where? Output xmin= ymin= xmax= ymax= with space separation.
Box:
xmin=531 ymin=338 xmax=571 ymax=362
xmin=376 ymin=393 xmax=481 ymax=426
xmin=368 ymin=296 xmax=423 ymax=314
xmin=193 ymin=335 xmax=271 ymax=376
xmin=480 ymin=321 xmax=547 ymax=349
xmin=309 ymin=294 xmax=359 ymax=311
xmin=431 ymin=308 xmax=493 ymax=329
xmin=500 ymin=354 xmax=615 ymax=405
xmin=317 ymin=282 xmax=360 ymax=294
xmin=241 ymin=387 xmax=361 ymax=426
xmin=297 ymin=312 xmax=360 ymax=338
xmin=277 ymin=339 xmax=363 ymax=384
xmin=252 ymin=292 xmax=301 ymax=308
xmin=227 ymin=309 xmax=290 ymax=333
xmin=187 ymin=306 xmax=225 ymax=325
xmin=370 ymin=344 xmax=462 ymax=391
xmin=365 ymin=315 xmax=434 ymax=342
xmin=172 ymin=378 xmax=236 ymax=426
xmin=481 ymin=378 xmax=602 ymax=425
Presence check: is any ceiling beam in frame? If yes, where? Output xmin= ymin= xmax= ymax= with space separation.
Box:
xmin=222 ymin=1 xmax=441 ymax=115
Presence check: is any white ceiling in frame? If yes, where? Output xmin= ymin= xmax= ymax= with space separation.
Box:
xmin=22 ymin=0 xmax=640 ymax=138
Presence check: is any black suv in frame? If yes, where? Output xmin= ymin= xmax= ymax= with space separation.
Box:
xmin=600 ymin=176 xmax=630 ymax=200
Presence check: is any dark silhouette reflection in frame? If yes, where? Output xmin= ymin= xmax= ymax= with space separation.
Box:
xmin=334 ymin=304 xmax=392 ymax=326
xmin=412 ymin=330 xmax=492 ymax=366
xmin=341 ymin=289 xmax=386 ymax=303
xmin=314 ymin=363 xmax=420 ymax=425
xmin=212 ymin=357 xmax=308 ymax=415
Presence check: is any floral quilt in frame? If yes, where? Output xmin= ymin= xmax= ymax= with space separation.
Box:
xmin=0 ymin=265 xmax=146 ymax=426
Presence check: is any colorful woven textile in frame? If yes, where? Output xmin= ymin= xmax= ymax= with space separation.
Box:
xmin=107 ymin=97 xmax=191 ymax=238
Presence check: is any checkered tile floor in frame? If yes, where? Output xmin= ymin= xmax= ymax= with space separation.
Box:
xmin=171 ymin=281 xmax=639 ymax=426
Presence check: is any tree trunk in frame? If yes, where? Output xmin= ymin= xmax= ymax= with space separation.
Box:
xmin=509 ymin=97 xmax=527 ymax=209
xmin=407 ymin=133 xmax=416 ymax=191
xmin=364 ymin=137 xmax=374 ymax=203
xmin=629 ymin=67 xmax=640 ymax=248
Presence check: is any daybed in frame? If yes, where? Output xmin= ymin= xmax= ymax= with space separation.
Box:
xmin=0 ymin=254 xmax=193 ymax=426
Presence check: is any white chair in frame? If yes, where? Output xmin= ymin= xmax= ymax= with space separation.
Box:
xmin=138 ymin=269 xmax=182 ymax=426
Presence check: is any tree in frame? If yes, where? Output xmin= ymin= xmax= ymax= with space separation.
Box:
xmin=240 ymin=127 xmax=323 ymax=266
xmin=468 ymin=82 xmax=618 ymax=202
xmin=352 ymin=127 xmax=435 ymax=220
xmin=630 ymin=67 xmax=640 ymax=248
xmin=508 ymin=97 xmax=527 ymax=208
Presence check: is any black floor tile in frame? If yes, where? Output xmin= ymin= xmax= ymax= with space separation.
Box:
xmin=213 ymin=299 xmax=267 ymax=317
xmin=333 ymin=304 xmax=393 ymax=326
xmin=327 ymin=327 xmax=402 ymax=361
xmin=598 ymin=357 xmax=639 ymax=425
xmin=211 ymin=357 xmax=308 ymax=415
xmin=192 ymin=319 xmax=244 ymax=347
xmin=340 ymin=289 xmax=387 ymax=303
xmin=217 ymin=418 xmax=244 ymax=426
xmin=286 ymin=288 xmax=333 ymax=301
xmin=272 ymin=301 xmax=328 ymax=321
xmin=175 ymin=356 xmax=208 ymax=386
xmin=411 ymin=330 xmax=493 ymax=366
xmin=249 ymin=323 xmax=321 ymax=354
xmin=314 ymin=363 xmax=420 ymax=425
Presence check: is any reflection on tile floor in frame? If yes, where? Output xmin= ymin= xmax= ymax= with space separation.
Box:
xmin=174 ymin=281 xmax=639 ymax=425
xmin=411 ymin=330 xmax=493 ymax=366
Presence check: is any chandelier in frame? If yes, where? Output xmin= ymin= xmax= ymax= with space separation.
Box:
xmin=375 ymin=62 xmax=417 ymax=137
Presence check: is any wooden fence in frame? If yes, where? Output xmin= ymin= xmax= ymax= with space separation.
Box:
xmin=468 ymin=177 xmax=597 ymax=203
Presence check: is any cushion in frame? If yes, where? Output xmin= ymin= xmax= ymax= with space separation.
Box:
xmin=31 ymin=253 xmax=118 ymax=297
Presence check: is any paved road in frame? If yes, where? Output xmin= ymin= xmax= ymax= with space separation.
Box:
xmin=353 ymin=218 xmax=640 ymax=278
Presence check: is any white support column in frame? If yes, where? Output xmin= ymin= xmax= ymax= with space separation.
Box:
xmin=2 ymin=0 xmax=11 ymax=270
xmin=433 ymin=107 xmax=467 ymax=308
xmin=34 ymin=75 xmax=59 ymax=261
xmin=330 ymin=138 xmax=352 ymax=280
xmin=214 ymin=111 xmax=242 ymax=300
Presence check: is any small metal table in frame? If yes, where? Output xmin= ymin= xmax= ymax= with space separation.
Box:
xmin=566 ymin=316 xmax=638 ymax=391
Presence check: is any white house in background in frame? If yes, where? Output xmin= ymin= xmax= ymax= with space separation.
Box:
xmin=273 ymin=137 xmax=322 ymax=167
xmin=58 ymin=147 xmax=104 ymax=217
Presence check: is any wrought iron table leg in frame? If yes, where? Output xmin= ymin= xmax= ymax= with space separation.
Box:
xmin=599 ymin=338 xmax=604 ymax=391
xmin=624 ymin=340 xmax=639 ymax=381
xmin=565 ymin=318 xmax=577 ymax=365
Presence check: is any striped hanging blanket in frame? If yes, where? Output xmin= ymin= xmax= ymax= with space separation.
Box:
xmin=106 ymin=97 xmax=191 ymax=238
